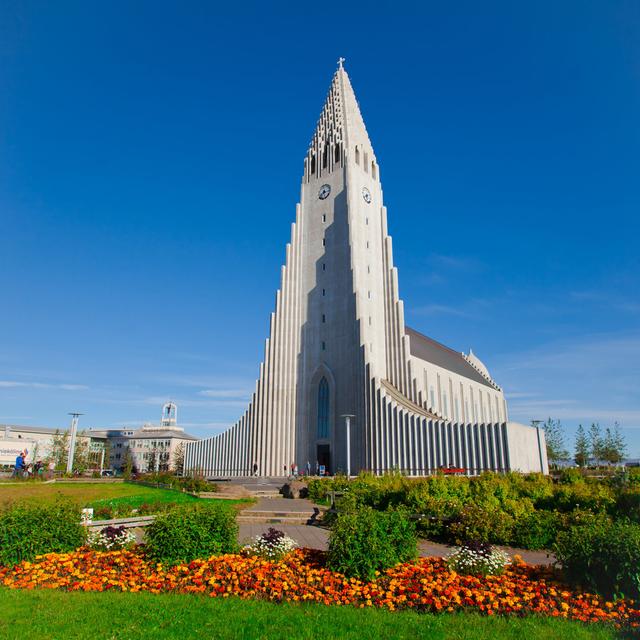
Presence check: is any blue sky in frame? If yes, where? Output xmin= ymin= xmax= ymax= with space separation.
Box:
xmin=1 ymin=1 xmax=639 ymax=456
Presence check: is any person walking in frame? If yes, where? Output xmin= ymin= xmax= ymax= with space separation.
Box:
xmin=306 ymin=460 xmax=311 ymax=476
xmin=252 ymin=462 xmax=258 ymax=477
xmin=12 ymin=451 xmax=25 ymax=478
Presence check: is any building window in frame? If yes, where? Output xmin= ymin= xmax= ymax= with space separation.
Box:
xmin=322 ymin=238 xmax=326 ymax=246
xmin=322 ymin=288 xmax=325 ymax=296
xmin=366 ymin=241 xmax=369 ymax=249
xmin=322 ymin=314 xmax=326 ymax=323
xmin=355 ymin=147 xmax=360 ymax=165
xmin=321 ymin=341 xmax=326 ymax=351
xmin=368 ymin=291 xmax=371 ymax=299
xmin=322 ymin=263 xmax=326 ymax=271
xmin=365 ymin=217 xmax=369 ymax=225
xmin=369 ymin=316 xmax=372 ymax=325
xmin=317 ymin=377 xmax=330 ymax=439
xmin=367 ymin=265 xmax=370 ymax=274
xmin=322 ymin=214 xmax=326 ymax=223
xmin=372 ymin=163 xmax=377 ymax=179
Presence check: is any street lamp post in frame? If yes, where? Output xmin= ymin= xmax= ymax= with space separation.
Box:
xmin=340 ymin=414 xmax=355 ymax=478
xmin=66 ymin=413 xmax=84 ymax=474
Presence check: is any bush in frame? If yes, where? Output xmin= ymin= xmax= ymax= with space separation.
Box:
xmin=448 ymin=504 xmax=514 ymax=545
xmin=87 ymin=525 xmax=136 ymax=551
xmin=244 ymin=527 xmax=297 ymax=560
xmin=145 ymin=503 xmax=238 ymax=565
xmin=445 ymin=541 xmax=511 ymax=576
xmin=511 ymin=510 xmax=559 ymax=550
xmin=615 ymin=489 xmax=640 ymax=523
xmin=554 ymin=520 xmax=640 ymax=599
xmin=0 ymin=501 xmax=86 ymax=566
xmin=327 ymin=508 xmax=416 ymax=580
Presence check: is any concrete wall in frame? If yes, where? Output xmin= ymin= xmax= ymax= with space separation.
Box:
xmin=505 ymin=421 xmax=549 ymax=474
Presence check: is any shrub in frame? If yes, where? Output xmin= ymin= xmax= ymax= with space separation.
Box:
xmin=511 ymin=510 xmax=559 ymax=550
xmin=327 ymin=507 xmax=416 ymax=580
xmin=554 ymin=520 xmax=640 ymax=599
xmin=244 ymin=527 xmax=297 ymax=560
xmin=145 ymin=503 xmax=238 ymax=565
xmin=445 ymin=541 xmax=510 ymax=576
xmin=93 ymin=505 xmax=115 ymax=520
xmin=0 ymin=501 xmax=86 ymax=566
xmin=615 ymin=489 xmax=640 ymax=523
xmin=448 ymin=504 xmax=514 ymax=545
xmin=87 ymin=525 xmax=136 ymax=551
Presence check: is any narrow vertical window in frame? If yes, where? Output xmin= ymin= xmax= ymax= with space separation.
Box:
xmin=366 ymin=241 xmax=369 ymax=249
xmin=322 ymin=238 xmax=326 ymax=246
xmin=369 ymin=316 xmax=372 ymax=326
xmin=322 ymin=288 xmax=325 ymax=296
xmin=322 ymin=214 xmax=326 ymax=223
xmin=322 ymin=314 xmax=326 ymax=323
xmin=355 ymin=147 xmax=360 ymax=165
xmin=365 ymin=217 xmax=369 ymax=225
xmin=317 ymin=377 xmax=330 ymax=439
xmin=321 ymin=341 xmax=326 ymax=351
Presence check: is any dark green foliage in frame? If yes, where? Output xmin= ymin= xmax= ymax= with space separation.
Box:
xmin=145 ymin=503 xmax=238 ymax=565
xmin=554 ymin=520 xmax=640 ymax=599
xmin=511 ymin=511 xmax=559 ymax=550
xmin=0 ymin=501 xmax=86 ymax=566
xmin=136 ymin=472 xmax=217 ymax=493
xmin=327 ymin=507 xmax=416 ymax=580
xmin=615 ymin=490 xmax=640 ymax=523
xmin=449 ymin=504 xmax=515 ymax=545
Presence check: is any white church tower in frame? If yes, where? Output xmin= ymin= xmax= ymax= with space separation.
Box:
xmin=185 ymin=62 xmax=548 ymax=477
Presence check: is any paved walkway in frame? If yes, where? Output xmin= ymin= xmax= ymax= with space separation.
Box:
xmin=243 ymin=497 xmax=324 ymax=513
xmin=237 ymin=522 xmax=555 ymax=566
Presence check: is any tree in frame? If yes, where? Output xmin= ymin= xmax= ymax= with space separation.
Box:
xmin=543 ymin=417 xmax=568 ymax=466
xmin=173 ymin=442 xmax=185 ymax=476
xmin=49 ymin=429 xmax=69 ymax=471
xmin=574 ymin=424 xmax=589 ymax=467
xmin=123 ymin=449 xmax=134 ymax=479
xmin=602 ymin=422 xmax=627 ymax=465
xmin=588 ymin=423 xmax=604 ymax=466
xmin=148 ymin=446 xmax=159 ymax=473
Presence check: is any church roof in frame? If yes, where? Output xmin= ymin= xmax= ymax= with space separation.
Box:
xmin=405 ymin=326 xmax=500 ymax=390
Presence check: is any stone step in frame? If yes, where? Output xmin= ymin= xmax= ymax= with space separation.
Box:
xmin=237 ymin=516 xmax=319 ymax=525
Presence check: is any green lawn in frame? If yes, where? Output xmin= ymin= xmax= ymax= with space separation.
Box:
xmin=0 ymin=481 xmax=248 ymax=515
xmin=0 ymin=589 xmax=621 ymax=640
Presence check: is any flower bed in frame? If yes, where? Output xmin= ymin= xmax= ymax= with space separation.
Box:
xmin=1 ymin=549 xmax=638 ymax=629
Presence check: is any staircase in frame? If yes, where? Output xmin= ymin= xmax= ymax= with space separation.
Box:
xmin=236 ymin=497 xmax=327 ymax=526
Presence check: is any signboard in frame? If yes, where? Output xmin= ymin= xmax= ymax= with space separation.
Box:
xmin=319 ymin=464 xmax=326 ymax=476
xmin=0 ymin=439 xmax=35 ymax=466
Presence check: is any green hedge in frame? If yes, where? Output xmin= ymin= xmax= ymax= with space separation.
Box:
xmin=0 ymin=501 xmax=86 ymax=566
xmin=308 ymin=470 xmax=640 ymax=550
xmin=554 ymin=519 xmax=640 ymax=599
xmin=327 ymin=507 xmax=416 ymax=580
xmin=145 ymin=503 xmax=238 ymax=565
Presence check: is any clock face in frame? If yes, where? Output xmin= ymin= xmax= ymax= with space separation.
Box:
xmin=362 ymin=186 xmax=372 ymax=204
xmin=318 ymin=184 xmax=331 ymax=200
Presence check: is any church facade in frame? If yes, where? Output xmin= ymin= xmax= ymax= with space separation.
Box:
xmin=185 ymin=64 xmax=548 ymax=478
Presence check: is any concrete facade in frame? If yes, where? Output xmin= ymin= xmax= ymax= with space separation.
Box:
xmin=185 ymin=64 xmax=548 ymax=478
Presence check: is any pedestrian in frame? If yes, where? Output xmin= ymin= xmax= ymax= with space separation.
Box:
xmin=315 ymin=460 xmax=320 ymax=475
xmin=12 ymin=451 xmax=25 ymax=478
xmin=252 ymin=462 xmax=258 ymax=476
xmin=283 ymin=464 xmax=287 ymax=477
xmin=306 ymin=460 xmax=311 ymax=476
xmin=47 ymin=460 xmax=55 ymax=480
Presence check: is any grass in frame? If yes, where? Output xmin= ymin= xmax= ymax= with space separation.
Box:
xmin=0 ymin=481 xmax=248 ymax=515
xmin=0 ymin=589 xmax=621 ymax=640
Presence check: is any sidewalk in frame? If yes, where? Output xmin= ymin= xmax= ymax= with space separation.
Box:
xmin=238 ymin=522 xmax=555 ymax=566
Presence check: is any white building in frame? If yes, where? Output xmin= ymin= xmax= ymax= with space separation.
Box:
xmin=90 ymin=403 xmax=198 ymax=473
xmin=186 ymin=63 xmax=548 ymax=478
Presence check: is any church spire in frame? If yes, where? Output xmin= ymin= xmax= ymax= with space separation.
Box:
xmin=304 ymin=62 xmax=376 ymax=182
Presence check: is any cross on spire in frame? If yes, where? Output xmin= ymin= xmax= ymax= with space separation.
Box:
xmin=337 ymin=57 xmax=346 ymax=69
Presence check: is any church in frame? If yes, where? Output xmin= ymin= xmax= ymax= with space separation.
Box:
xmin=185 ymin=63 xmax=548 ymax=478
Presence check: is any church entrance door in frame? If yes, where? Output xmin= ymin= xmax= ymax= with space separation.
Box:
xmin=316 ymin=444 xmax=331 ymax=475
